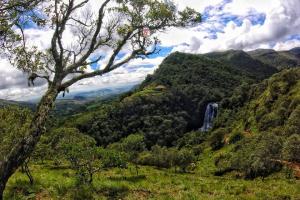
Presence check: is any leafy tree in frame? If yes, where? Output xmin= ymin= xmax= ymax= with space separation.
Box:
xmin=98 ymin=148 xmax=127 ymax=170
xmin=0 ymin=0 xmax=200 ymax=197
xmin=58 ymin=128 xmax=100 ymax=185
xmin=0 ymin=106 xmax=32 ymax=161
xmin=0 ymin=0 xmax=45 ymax=47
xmin=110 ymin=133 xmax=146 ymax=175
xmin=137 ymin=145 xmax=196 ymax=172
xmin=175 ymin=148 xmax=196 ymax=172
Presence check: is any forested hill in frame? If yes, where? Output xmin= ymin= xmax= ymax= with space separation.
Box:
xmin=212 ymin=67 xmax=300 ymax=178
xmin=248 ymin=47 xmax=300 ymax=70
xmin=64 ymin=50 xmax=281 ymax=147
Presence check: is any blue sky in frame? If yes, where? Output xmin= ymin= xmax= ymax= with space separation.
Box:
xmin=0 ymin=0 xmax=300 ymax=101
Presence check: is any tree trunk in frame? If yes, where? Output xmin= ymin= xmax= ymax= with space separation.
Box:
xmin=0 ymin=86 xmax=59 ymax=199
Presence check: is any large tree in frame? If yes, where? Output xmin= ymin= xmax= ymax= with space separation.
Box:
xmin=0 ymin=0 xmax=200 ymax=198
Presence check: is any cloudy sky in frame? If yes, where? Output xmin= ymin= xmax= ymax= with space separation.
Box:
xmin=1 ymin=0 xmax=300 ymax=101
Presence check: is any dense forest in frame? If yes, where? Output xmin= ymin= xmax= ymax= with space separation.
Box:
xmin=0 ymin=49 xmax=299 ymax=199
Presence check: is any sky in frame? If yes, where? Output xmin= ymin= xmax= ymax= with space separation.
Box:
xmin=0 ymin=0 xmax=300 ymax=101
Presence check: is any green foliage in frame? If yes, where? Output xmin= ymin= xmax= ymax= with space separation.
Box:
xmin=137 ymin=145 xmax=196 ymax=172
xmin=6 ymin=148 xmax=300 ymax=200
xmin=209 ymin=128 xmax=226 ymax=150
xmin=98 ymin=148 xmax=128 ymax=169
xmin=216 ymin=133 xmax=283 ymax=178
xmin=0 ymin=106 xmax=32 ymax=161
xmin=228 ymin=131 xmax=244 ymax=144
xmin=58 ymin=129 xmax=100 ymax=185
xmin=176 ymin=131 xmax=207 ymax=148
xmin=205 ymin=50 xmax=278 ymax=80
xmin=213 ymin=68 xmax=300 ymax=178
xmin=282 ymin=134 xmax=300 ymax=163
xmin=248 ymin=48 xmax=300 ymax=70
xmin=68 ymin=52 xmax=265 ymax=147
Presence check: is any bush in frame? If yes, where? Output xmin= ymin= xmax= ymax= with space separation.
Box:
xmin=209 ymin=129 xmax=226 ymax=150
xmin=228 ymin=131 xmax=243 ymax=144
xmin=136 ymin=146 xmax=197 ymax=172
xmin=176 ymin=148 xmax=196 ymax=172
xmin=282 ymin=134 xmax=300 ymax=163
xmin=99 ymin=148 xmax=127 ymax=169
xmin=231 ymin=133 xmax=283 ymax=178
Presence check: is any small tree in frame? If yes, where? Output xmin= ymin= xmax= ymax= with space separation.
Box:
xmin=98 ymin=148 xmax=127 ymax=171
xmin=175 ymin=148 xmax=196 ymax=172
xmin=118 ymin=133 xmax=146 ymax=175
xmin=59 ymin=128 xmax=101 ymax=185
xmin=0 ymin=1 xmax=201 ymax=197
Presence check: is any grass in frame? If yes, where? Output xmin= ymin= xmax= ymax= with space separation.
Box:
xmin=4 ymin=151 xmax=300 ymax=200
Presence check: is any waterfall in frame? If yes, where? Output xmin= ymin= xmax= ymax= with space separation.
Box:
xmin=200 ymin=103 xmax=218 ymax=132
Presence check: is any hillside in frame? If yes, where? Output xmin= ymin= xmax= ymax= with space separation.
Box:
xmin=248 ymin=47 xmax=300 ymax=70
xmin=205 ymin=50 xmax=278 ymax=80
xmin=212 ymin=68 xmax=300 ymax=178
xmin=65 ymin=51 xmax=278 ymax=147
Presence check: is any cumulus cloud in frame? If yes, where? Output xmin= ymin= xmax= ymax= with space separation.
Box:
xmin=161 ymin=0 xmax=300 ymax=53
xmin=1 ymin=0 xmax=300 ymax=101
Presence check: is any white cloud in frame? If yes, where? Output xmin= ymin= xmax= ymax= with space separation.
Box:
xmin=1 ymin=0 xmax=300 ymax=101
xmin=274 ymin=39 xmax=300 ymax=51
xmin=161 ymin=0 xmax=300 ymax=53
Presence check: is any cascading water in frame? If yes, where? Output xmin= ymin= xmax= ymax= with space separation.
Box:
xmin=200 ymin=103 xmax=218 ymax=132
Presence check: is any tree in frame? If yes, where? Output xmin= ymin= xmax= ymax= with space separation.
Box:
xmin=111 ymin=133 xmax=146 ymax=175
xmin=0 ymin=0 xmax=200 ymax=197
xmin=60 ymin=129 xmax=100 ymax=185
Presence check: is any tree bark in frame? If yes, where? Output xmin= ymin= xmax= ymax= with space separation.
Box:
xmin=0 ymin=86 xmax=59 ymax=199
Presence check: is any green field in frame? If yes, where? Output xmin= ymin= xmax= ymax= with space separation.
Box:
xmin=5 ymin=150 xmax=300 ymax=200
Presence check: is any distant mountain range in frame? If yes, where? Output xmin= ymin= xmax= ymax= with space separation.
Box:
xmin=248 ymin=47 xmax=300 ymax=69
xmin=57 ymin=84 xmax=137 ymax=101
xmin=0 ymin=84 xmax=137 ymax=116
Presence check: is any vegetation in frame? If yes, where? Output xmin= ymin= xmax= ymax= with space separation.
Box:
xmin=212 ymin=68 xmax=300 ymax=178
xmin=0 ymin=0 xmax=200 ymax=197
xmin=248 ymin=48 xmax=300 ymax=70
xmin=3 ymin=149 xmax=300 ymax=200
xmin=66 ymin=52 xmax=270 ymax=147
xmin=1 ymin=37 xmax=300 ymax=198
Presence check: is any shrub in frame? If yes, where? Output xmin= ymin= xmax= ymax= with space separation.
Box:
xmin=231 ymin=133 xmax=283 ymax=178
xmin=282 ymin=134 xmax=300 ymax=163
xmin=209 ymin=128 xmax=226 ymax=150
xmin=98 ymin=148 xmax=127 ymax=169
xmin=228 ymin=131 xmax=243 ymax=144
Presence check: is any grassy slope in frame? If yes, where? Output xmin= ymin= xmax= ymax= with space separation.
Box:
xmin=5 ymin=149 xmax=300 ymax=200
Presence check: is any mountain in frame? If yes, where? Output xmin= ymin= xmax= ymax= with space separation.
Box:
xmin=52 ymin=85 xmax=137 ymax=116
xmin=0 ymin=99 xmax=35 ymax=110
xmin=58 ymin=84 xmax=137 ymax=101
xmin=248 ymin=48 xmax=300 ymax=70
xmin=205 ymin=50 xmax=278 ymax=80
xmin=65 ymin=51 xmax=279 ymax=147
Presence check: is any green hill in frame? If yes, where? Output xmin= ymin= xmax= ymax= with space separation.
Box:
xmin=205 ymin=50 xmax=278 ymax=80
xmin=65 ymin=51 xmax=278 ymax=147
xmin=248 ymin=48 xmax=300 ymax=70
xmin=212 ymin=68 xmax=300 ymax=178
